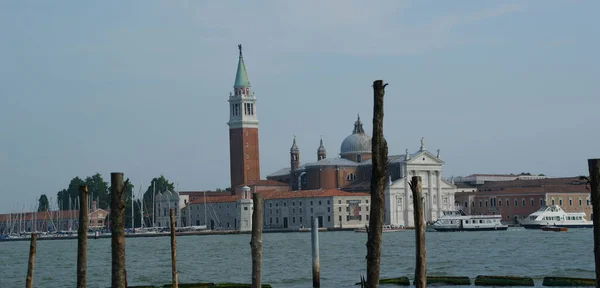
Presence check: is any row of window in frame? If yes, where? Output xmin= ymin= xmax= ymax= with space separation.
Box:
xmin=267 ymin=214 xmax=370 ymax=225
xmin=230 ymin=103 xmax=255 ymax=117
xmin=469 ymin=197 xmax=590 ymax=208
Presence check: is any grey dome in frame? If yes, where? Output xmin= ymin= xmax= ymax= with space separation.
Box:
xmin=340 ymin=114 xmax=371 ymax=155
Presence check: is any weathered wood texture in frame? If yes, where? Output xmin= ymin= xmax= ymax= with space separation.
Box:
xmin=77 ymin=185 xmax=89 ymax=288
xmin=410 ymin=176 xmax=426 ymax=288
xmin=170 ymin=208 xmax=179 ymax=288
xmin=311 ymin=217 xmax=320 ymax=288
xmin=588 ymin=158 xmax=600 ymax=287
xmin=250 ymin=193 xmax=263 ymax=288
xmin=111 ymin=173 xmax=127 ymax=288
xmin=26 ymin=233 xmax=37 ymax=288
xmin=366 ymin=80 xmax=388 ymax=288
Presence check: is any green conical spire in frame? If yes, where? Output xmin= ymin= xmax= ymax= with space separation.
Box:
xmin=234 ymin=44 xmax=250 ymax=88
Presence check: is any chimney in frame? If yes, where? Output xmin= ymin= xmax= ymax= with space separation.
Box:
xmin=92 ymin=200 xmax=97 ymax=211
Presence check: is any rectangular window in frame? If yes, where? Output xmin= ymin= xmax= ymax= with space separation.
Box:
xmin=319 ymin=201 xmax=322 ymax=205
xmin=338 ymin=215 xmax=342 ymax=222
xmin=310 ymin=201 xmax=313 ymax=205
xmin=244 ymin=207 xmax=248 ymax=210
xmin=276 ymin=218 xmax=279 ymax=224
xmin=540 ymin=199 xmax=544 ymax=206
xmin=552 ymin=199 xmax=555 ymax=205
xmin=531 ymin=199 xmax=534 ymax=206
xmin=485 ymin=200 xmax=488 ymax=207
xmin=522 ymin=199 xmax=525 ymax=206
xmin=515 ymin=199 xmax=518 ymax=207
xmin=300 ymin=208 xmax=302 ymax=213
xmin=338 ymin=207 xmax=341 ymax=212
xmin=338 ymin=200 xmax=341 ymax=204
xmin=579 ymin=198 xmax=582 ymax=206
xmin=499 ymin=200 xmax=502 ymax=207
xmin=310 ymin=208 xmax=313 ymax=213
xmin=327 ymin=200 xmax=330 ymax=205
xmin=328 ymin=216 xmax=331 ymax=222
xmin=300 ymin=217 xmax=303 ymax=223
xmin=479 ymin=201 xmax=482 ymax=208
xmin=327 ymin=207 xmax=330 ymax=212
xmin=293 ymin=217 xmax=295 ymax=223
xmin=569 ymin=198 xmax=572 ymax=206
xmin=270 ymin=218 xmax=272 ymax=224
xmin=559 ymin=199 xmax=563 ymax=206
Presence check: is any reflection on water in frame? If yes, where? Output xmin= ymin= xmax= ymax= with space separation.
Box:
xmin=0 ymin=228 xmax=594 ymax=287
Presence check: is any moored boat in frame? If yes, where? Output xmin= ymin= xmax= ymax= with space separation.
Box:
xmin=518 ymin=205 xmax=592 ymax=229
xmin=431 ymin=210 xmax=508 ymax=232
xmin=354 ymin=225 xmax=405 ymax=233
xmin=541 ymin=226 xmax=568 ymax=232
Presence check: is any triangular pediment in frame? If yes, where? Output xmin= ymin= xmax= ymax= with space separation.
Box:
xmin=406 ymin=150 xmax=444 ymax=165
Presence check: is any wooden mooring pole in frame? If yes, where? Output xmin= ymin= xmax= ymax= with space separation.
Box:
xmin=77 ymin=185 xmax=89 ymax=288
xmin=366 ymin=80 xmax=389 ymax=288
xmin=311 ymin=217 xmax=321 ymax=288
xmin=250 ymin=192 xmax=263 ymax=288
xmin=25 ymin=233 xmax=37 ymax=288
xmin=110 ymin=172 xmax=127 ymax=288
xmin=170 ymin=208 xmax=178 ymax=288
xmin=410 ymin=176 xmax=426 ymax=288
xmin=587 ymin=158 xmax=600 ymax=286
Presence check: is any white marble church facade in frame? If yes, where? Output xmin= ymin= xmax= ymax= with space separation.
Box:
xmin=385 ymin=141 xmax=458 ymax=227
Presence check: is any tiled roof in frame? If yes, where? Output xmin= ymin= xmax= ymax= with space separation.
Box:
xmin=304 ymin=158 xmax=359 ymax=167
xmin=188 ymin=189 xmax=370 ymax=204
xmin=342 ymin=179 xmax=371 ymax=190
xmin=267 ymin=167 xmax=292 ymax=177
xmin=179 ymin=190 xmax=229 ymax=196
xmin=480 ymin=177 xmax=586 ymax=189
xmin=262 ymin=189 xmax=369 ymax=200
xmin=189 ymin=195 xmax=240 ymax=204
xmin=237 ymin=179 xmax=289 ymax=187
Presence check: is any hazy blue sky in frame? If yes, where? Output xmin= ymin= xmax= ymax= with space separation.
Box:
xmin=1 ymin=1 xmax=598 ymax=213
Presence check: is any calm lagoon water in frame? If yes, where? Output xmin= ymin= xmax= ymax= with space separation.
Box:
xmin=0 ymin=228 xmax=594 ymax=287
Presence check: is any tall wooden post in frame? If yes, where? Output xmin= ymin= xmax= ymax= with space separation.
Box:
xmin=588 ymin=159 xmax=600 ymax=285
xmin=25 ymin=233 xmax=37 ymax=288
xmin=170 ymin=208 xmax=178 ymax=288
xmin=366 ymin=80 xmax=389 ymax=288
xmin=250 ymin=193 xmax=263 ymax=288
xmin=311 ymin=217 xmax=321 ymax=288
xmin=77 ymin=185 xmax=89 ymax=288
xmin=110 ymin=173 xmax=127 ymax=288
xmin=410 ymin=176 xmax=426 ymax=288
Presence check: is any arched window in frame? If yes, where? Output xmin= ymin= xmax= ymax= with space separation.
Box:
xmin=346 ymin=173 xmax=357 ymax=181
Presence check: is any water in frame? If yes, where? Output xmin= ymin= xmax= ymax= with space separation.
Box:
xmin=0 ymin=228 xmax=594 ymax=287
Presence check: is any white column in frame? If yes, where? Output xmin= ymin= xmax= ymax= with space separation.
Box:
xmin=436 ymin=170 xmax=442 ymax=219
xmin=404 ymin=166 xmax=411 ymax=227
xmin=428 ymin=170 xmax=433 ymax=222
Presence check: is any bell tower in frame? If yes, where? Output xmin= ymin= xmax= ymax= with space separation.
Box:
xmin=317 ymin=136 xmax=326 ymax=161
xmin=228 ymin=44 xmax=260 ymax=190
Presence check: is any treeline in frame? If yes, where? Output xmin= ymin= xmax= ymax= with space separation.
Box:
xmin=36 ymin=173 xmax=177 ymax=229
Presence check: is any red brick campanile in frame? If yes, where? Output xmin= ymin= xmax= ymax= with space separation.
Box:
xmin=228 ymin=44 xmax=260 ymax=190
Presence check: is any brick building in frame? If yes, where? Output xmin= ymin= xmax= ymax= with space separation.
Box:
xmin=454 ymin=177 xmax=592 ymax=224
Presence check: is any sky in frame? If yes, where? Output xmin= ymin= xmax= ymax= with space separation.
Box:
xmin=0 ymin=1 xmax=598 ymax=213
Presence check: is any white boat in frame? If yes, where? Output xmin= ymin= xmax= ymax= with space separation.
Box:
xmin=517 ymin=205 xmax=592 ymax=229
xmin=431 ymin=210 xmax=508 ymax=232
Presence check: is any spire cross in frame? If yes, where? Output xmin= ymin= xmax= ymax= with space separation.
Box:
xmin=238 ymin=44 xmax=243 ymax=57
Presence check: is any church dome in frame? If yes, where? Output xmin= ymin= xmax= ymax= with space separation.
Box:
xmin=340 ymin=114 xmax=371 ymax=156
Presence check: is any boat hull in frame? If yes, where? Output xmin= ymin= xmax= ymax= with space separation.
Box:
xmin=521 ymin=224 xmax=593 ymax=229
xmin=432 ymin=226 xmax=508 ymax=232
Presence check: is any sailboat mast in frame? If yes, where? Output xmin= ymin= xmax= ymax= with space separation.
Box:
xmin=152 ymin=182 xmax=156 ymax=228
xmin=204 ymin=191 xmax=207 ymax=227
xmin=131 ymin=191 xmax=134 ymax=229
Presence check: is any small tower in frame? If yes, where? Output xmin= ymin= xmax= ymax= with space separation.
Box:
xmin=236 ymin=186 xmax=254 ymax=231
xmin=317 ymin=136 xmax=326 ymax=161
xmin=290 ymin=136 xmax=300 ymax=170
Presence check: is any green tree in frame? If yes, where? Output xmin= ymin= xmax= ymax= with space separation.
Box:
xmin=85 ymin=173 xmax=109 ymax=209
xmin=142 ymin=175 xmax=175 ymax=227
xmin=56 ymin=176 xmax=85 ymax=210
xmin=38 ymin=194 xmax=49 ymax=212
